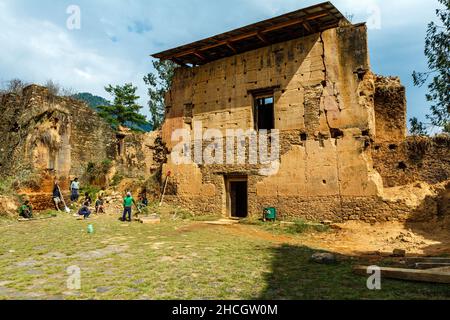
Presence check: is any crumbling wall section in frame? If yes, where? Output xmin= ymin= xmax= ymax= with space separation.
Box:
xmin=373 ymin=136 xmax=450 ymax=188
xmin=0 ymin=85 xmax=116 ymax=209
xmin=116 ymin=130 xmax=163 ymax=179
xmin=374 ymin=76 xmax=407 ymax=143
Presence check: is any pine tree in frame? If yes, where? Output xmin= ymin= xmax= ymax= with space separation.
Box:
xmin=98 ymin=83 xmax=148 ymax=129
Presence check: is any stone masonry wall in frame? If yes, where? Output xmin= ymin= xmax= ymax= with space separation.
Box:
xmin=0 ymin=85 xmax=158 ymax=210
xmin=159 ymin=24 xmax=416 ymax=222
xmin=373 ymin=136 xmax=450 ymax=188
xmin=374 ymin=76 xmax=407 ymax=143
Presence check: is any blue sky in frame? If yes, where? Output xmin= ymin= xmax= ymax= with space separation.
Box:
xmin=0 ymin=0 xmax=443 ymax=128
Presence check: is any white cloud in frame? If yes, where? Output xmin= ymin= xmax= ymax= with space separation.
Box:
xmin=0 ymin=1 xmax=147 ymax=110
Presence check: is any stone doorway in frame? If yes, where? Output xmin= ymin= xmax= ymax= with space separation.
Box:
xmin=225 ymin=176 xmax=248 ymax=218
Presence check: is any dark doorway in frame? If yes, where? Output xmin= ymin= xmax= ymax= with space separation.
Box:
xmin=254 ymin=96 xmax=275 ymax=130
xmin=227 ymin=178 xmax=248 ymax=218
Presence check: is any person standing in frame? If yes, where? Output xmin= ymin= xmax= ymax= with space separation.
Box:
xmin=53 ymin=181 xmax=63 ymax=212
xmin=122 ymin=192 xmax=137 ymax=222
xmin=70 ymin=178 xmax=80 ymax=202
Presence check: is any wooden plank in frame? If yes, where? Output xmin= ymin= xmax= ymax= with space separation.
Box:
xmin=139 ymin=217 xmax=161 ymax=225
xmin=404 ymin=257 xmax=450 ymax=264
xmin=415 ymin=263 xmax=450 ymax=270
xmin=353 ymin=265 xmax=450 ymax=284
xmin=430 ymin=267 xmax=450 ymax=273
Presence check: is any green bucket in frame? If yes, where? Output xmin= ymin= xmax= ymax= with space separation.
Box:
xmin=264 ymin=207 xmax=277 ymax=221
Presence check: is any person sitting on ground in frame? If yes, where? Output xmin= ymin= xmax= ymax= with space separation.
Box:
xmin=95 ymin=196 xmax=105 ymax=214
xmin=53 ymin=181 xmax=63 ymax=212
xmin=70 ymin=178 xmax=80 ymax=202
xmin=137 ymin=193 xmax=149 ymax=210
xmin=83 ymin=192 xmax=92 ymax=206
xmin=122 ymin=192 xmax=138 ymax=222
xmin=78 ymin=200 xmax=91 ymax=220
xmin=19 ymin=200 xmax=33 ymax=219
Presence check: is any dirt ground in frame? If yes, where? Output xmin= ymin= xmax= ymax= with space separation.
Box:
xmin=220 ymin=218 xmax=450 ymax=258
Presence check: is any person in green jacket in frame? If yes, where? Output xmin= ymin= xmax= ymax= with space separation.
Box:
xmin=19 ymin=200 xmax=33 ymax=219
xmin=122 ymin=192 xmax=137 ymax=222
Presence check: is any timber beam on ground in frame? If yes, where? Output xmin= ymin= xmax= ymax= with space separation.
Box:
xmin=353 ymin=265 xmax=450 ymax=284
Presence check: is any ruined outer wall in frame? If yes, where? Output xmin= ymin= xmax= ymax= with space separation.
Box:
xmin=161 ymin=24 xmax=397 ymax=221
xmin=374 ymin=76 xmax=407 ymax=143
xmin=0 ymin=85 xmax=117 ymax=182
xmin=0 ymin=85 xmax=117 ymax=208
xmin=117 ymin=130 xmax=163 ymax=179
xmin=373 ymin=136 xmax=450 ymax=188
xmin=67 ymin=99 xmax=117 ymax=179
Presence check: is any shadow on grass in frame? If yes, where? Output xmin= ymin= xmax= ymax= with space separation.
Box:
xmin=258 ymin=244 xmax=450 ymax=300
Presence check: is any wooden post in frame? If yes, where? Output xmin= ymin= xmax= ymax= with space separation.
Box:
xmin=159 ymin=171 xmax=171 ymax=207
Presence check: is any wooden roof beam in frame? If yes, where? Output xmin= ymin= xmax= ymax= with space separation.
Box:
xmin=226 ymin=41 xmax=237 ymax=54
xmin=302 ymin=22 xmax=313 ymax=32
xmin=256 ymin=32 xmax=269 ymax=44
xmin=193 ymin=51 xmax=207 ymax=61
xmin=161 ymin=11 xmax=330 ymax=60
xmin=262 ymin=12 xmax=328 ymax=33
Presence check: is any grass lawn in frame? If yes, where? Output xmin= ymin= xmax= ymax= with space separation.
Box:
xmin=0 ymin=213 xmax=449 ymax=300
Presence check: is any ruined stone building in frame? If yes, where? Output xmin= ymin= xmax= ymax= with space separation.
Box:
xmin=0 ymin=2 xmax=448 ymax=221
xmin=152 ymin=2 xmax=450 ymax=222
xmin=0 ymin=85 xmax=157 ymax=210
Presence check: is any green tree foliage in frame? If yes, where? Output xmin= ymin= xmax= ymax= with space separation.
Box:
xmin=143 ymin=60 xmax=177 ymax=130
xmin=409 ymin=117 xmax=428 ymax=136
xmin=98 ymin=83 xmax=148 ymax=129
xmin=413 ymin=0 xmax=450 ymax=132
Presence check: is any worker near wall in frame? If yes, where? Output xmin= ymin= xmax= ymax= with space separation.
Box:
xmin=138 ymin=193 xmax=148 ymax=211
xmin=70 ymin=178 xmax=80 ymax=202
xmin=53 ymin=181 xmax=63 ymax=211
xmin=19 ymin=200 xmax=33 ymax=219
xmin=122 ymin=192 xmax=137 ymax=222
xmin=83 ymin=192 xmax=92 ymax=207
xmin=78 ymin=199 xmax=91 ymax=220
xmin=95 ymin=196 xmax=105 ymax=214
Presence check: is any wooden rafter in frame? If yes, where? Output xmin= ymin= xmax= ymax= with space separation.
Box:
xmin=164 ymin=12 xmax=329 ymax=60
xmin=153 ymin=2 xmax=348 ymax=65
xmin=256 ymin=32 xmax=269 ymax=44
xmin=226 ymin=41 xmax=237 ymax=54
xmin=193 ymin=51 xmax=206 ymax=61
xmin=302 ymin=22 xmax=313 ymax=32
